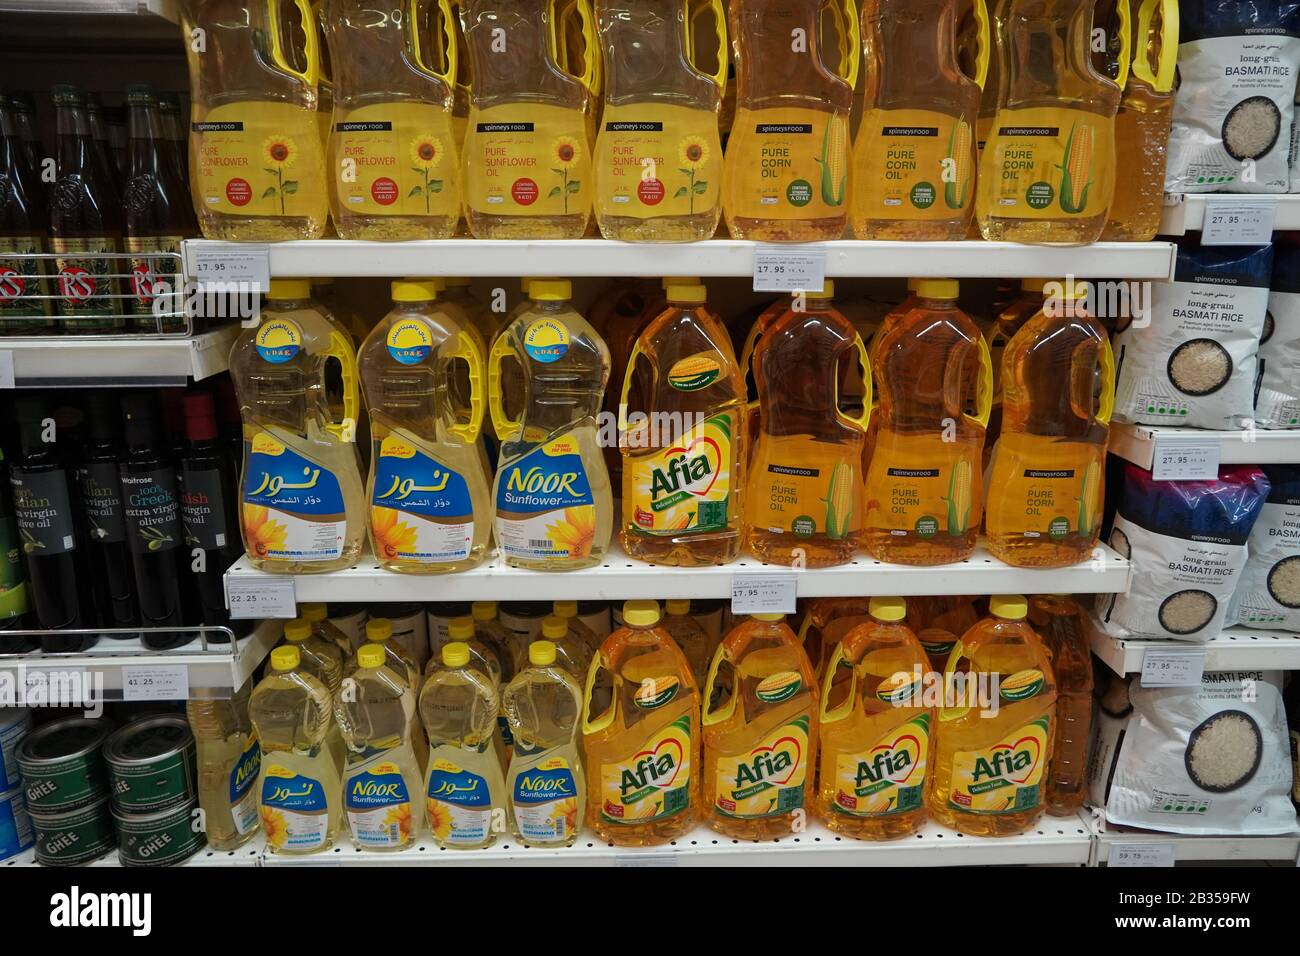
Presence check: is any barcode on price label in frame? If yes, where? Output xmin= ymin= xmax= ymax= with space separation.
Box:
xmin=752 ymin=245 xmax=827 ymax=294
xmin=122 ymin=665 xmax=190 ymax=702
xmin=1141 ymin=647 xmax=1206 ymax=687
xmin=731 ymin=573 xmax=797 ymax=615
xmin=187 ymin=243 xmax=271 ymax=292
xmin=226 ymin=576 xmax=297 ymax=619
xmin=1108 ymin=843 xmax=1175 ymax=868
xmin=1152 ymin=440 xmax=1219 ymax=481
xmin=1200 ymin=199 xmax=1277 ymax=246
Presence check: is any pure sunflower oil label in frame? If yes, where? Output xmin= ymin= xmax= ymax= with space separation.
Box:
xmin=594 ymin=104 xmax=722 ymax=219
xmin=853 ymin=109 xmax=975 ymax=219
xmin=713 ymin=713 xmax=809 ymax=818
xmin=625 ymin=413 xmax=733 ymax=537
xmin=372 ymin=433 xmax=474 ymax=564
xmin=600 ymin=715 xmax=693 ymax=825
xmin=724 ymin=107 xmax=849 ymax=218
xmin=330 ymin=102 xmax=459 ymax=217
xmin=511 ymin=752 xmax=579 ymax=844
xmin=751 ymin=435 xmax=860 ymax=539
xmin=463 ymin=103 xmax=592 ymax=218
xmin=259 ymin=764 xmax=331 ymax=851
xmin=426 ymin=755 xmax=494 ymax=846
xmin=947 ymin=714 xmax=1050 ymax=814
xmin=243 ymin=432 xmax=347 ymax=562
xmin=495 ymin=433 xmax=597 ymax=562
xmin=982 ymin=108 xmax=1115 ymax=220
xmin=229 ymin=733 xmax=261 ymax=836
xmin=832 ymin=713 xmax=929 ymax=817
xmin=344 ymin=759 xmax=414 ymax=848
xmin=0 ymin=236 xmax=51 ymax=330
xmin=868 ymin=453 xmax=977 ymax=538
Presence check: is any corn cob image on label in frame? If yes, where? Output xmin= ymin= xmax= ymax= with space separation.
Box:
xmin=986 ymin=435 xmax=1104 ymax=542
xmin=981 ymin=107 xmax=1115 ymax=219
xmin=723 ymin=107 xmax=848 ymax=218
xmin=867 ymin=448 xmax=980 ymax=539
xmin=625 ymin=413 xmax=734 ymax=537
xmin=852 ymin=109 xmax=976 ymax=219
xmin=746 ymin=434 xmax=862 ymax=539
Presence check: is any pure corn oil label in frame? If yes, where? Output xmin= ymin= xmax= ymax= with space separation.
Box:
xmin=750 ymin=434 xmax=861 ymax=539
xmin=124 ymin=235 xmax=183 ymax=319
xmin=667 ymin=353 xmax=723 ymax=391
xmin=947 ymin=715 xmax=1050 ymax=814
xmin=626 ymin=413 xmax=733 ymax=537
xmin=0 ymin=236 xmax=50 ymax=326
xmin=867 ymin=453 xmax=977 ymax=538
xmin=724 ymin=107 xmax=849 ymax=218
xmin=511 ymin=752 xmax=579 ymax=843
xmin=243 ymin=431 xmax=347 ymax=562
xmin=600 ymin=714 xmax=692 ymax=824
xmin=50 ymin=237 xmax=118 ymax=319
xmin=260 ymin=764 xmax=330 ymax=851
xmin=330 ymin=103 xmax=459 ymax=218
xmin=229 ymin=734 xmax=261 ymax=836
xmin=853 ymin=109 xmax=975 ymax=219
xmin=192 ymin=101 xmax=326 ymax=218
xmin=385 ymin=317 xmax=434 ymax=365
xmin=371 ymin=433 xmax=474 ymax=564
xmin=982 ymin=108 xmax=1114 ymax=219
xmin=426 ymin=755 xmax=494 ymax=846
xmin=832 ymin=713 xmax=930 ymax=816
xmin=496 ymin=433 xmax=597 ymax=562
xmin=255 ymin=318 xmax=302 ymax=364
xmin=345 ymin=760 xmax=414 ymax=848
xmin=463 ymin=104 xmax=592 ymax=218
xmin=594 ymin=104 xmax=722 ymax=220
xmin=713 ymin=715 xmax=809 ymax=818
xmin=989 ymin=438 xmax=1102 ymax=542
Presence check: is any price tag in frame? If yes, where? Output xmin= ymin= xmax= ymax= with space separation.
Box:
xmin=0 ymin=351 xmax=14 ymax=389
xmin=188 ymin=243 xmax=271 ymax=292
xmin=1201 ymin=199 xmax=1277 ymax=246
xmin=1141 ymin=647 xmax=1206 ymax=687
xmin=731 ymin=573 xmax=797 ymax=615
xmin=1108 ymin=843 xmax=1175 ymax=868
xmin=1151 ymin=440 xmax=1220 ymax=481
xmin=752 ymin=245 xmax=827 ymax=294
xmin=122 ymin=665 xmax=190 ymax=702
xmin=226 ymin=576 xmax=297 ymax=620
xmin=613 ymin=853 xmax=678 ymax=868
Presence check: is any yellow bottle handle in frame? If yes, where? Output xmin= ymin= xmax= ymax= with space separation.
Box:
xmin=487 ymin=333 xmax=522 ymax=442
xmin=965 ymin=334 xmax=993 ymax=430
xmin=937 ymin=638 xmax=971 ymax=722
xmin=819 ymin=642 xmax=857 ymax=724
xmin=322 ymin=330 xmax=359 ymax=442
xmin=844 ymin=333 xmax=873 ymax=431
xmin=972 ymin=0 xmax=991 ymax=91
xmin=580 ymin=655 xmax=615 ymax=734
xmin=1133 ymin=0 xmax=1178 ymax=93
xmin=739 ymin=321 xmax=764 ymax=400
xmin=408 ymin=0 xmax=459 ymax=86
xmin=616 ymin=341 xmax=646 ymax=439
xmin=266 ymin=0 xmax=321 ymax=88
xmin=1096 ymin=336 xmax=1116 ymax=426
xmin=1113 ymin=0 xmax=1132 ymax=91
xmin=832 ymin=0 xmax=861 ymax=90
xmin=795 ymin=613 xmax=813 ymax=646
xmin=688 ymin=0 xmax=730 ymax=92
xmin=554 ymin=0 xmax=600 ymax=97
xmin=449 ymin=330 xmax=486 ymax=444
xmin=701 ymin=642 xmax=735 ymax=727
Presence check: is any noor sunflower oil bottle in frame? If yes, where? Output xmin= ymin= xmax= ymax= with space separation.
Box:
xmin=975 ymin=0 xmax=1129 ymax=244
xmin=180 ymin=0 xmax=329 ymax=240
xmin=703 ymin=612 xmax=818 ymax=839
xmin=863 ymin=279 xmax=991 ymax=565
xmin=927 ymin=595 xmax=1056 ymax=836
xmin=851 ymin=0 xmax=989 ymax=240
xmin=324 ymin=0 xmax=462 ymax=239
xmin=619 ymin=280 xmax=745 ymax=566
xmin=593 ymin=0 xmax=727 ymax=241
xmin=459 ymin=0 xmax=598 ymax=238
xmin=582 ymin=600 xmax=701 ymax=846
xmin=490 ymin=279 xmax=612 ymax=571
xmin=723 ymin=0 xmax=860 ymax=241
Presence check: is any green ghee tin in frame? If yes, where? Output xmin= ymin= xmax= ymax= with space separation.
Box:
xmin=17 ymin=717 xmax=113 ymax=814
xmin=103 ymin=715 xmax=197 ymax=814
xmin=114 ymin=797 xmax=206 ymax=867
xmin=29 ymin=794 xmax=117 ymax=866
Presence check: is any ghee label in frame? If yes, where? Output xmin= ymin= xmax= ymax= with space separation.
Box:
xmin=980 ymin=107 xmax=1115 ymax=220
xmin=724 ymin=106 xmax=849 ymax=219
xmin=330 ymin=101 xmax=459 ymax=218
xmin=463 ymin=103 xmax=592 ymax=218
xmin=749 ymin=434 xmax=862 ymax=539
xmin=625 ymin=413 xmax=733 ymax=537
xmin=599 ymin=715 xmax=693 ymax=824
xmin=713 ymin=715 xmax=809 ymax=819
xmin=853 ymin=109 xmax=975 ymax=219
xmin=947 ymin=715 xmax=1050 ymax=814
xmin=831 ymin=713 xmax=929 ymax=816
xmin=594 ymin=103 xmax=722 ymax=220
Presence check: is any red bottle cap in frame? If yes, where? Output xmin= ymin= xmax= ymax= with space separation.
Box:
xmin=183 ymin=391 xmax=218 ymax=442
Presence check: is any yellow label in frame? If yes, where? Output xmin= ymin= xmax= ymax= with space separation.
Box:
xmin=594 ymin=103 xmax=721 ymax=220
xmin=250 ymin=431 xmax=287 ymax=457
xmin=667 ymin=353 xmax=723 ymax=391
xmin=865 ymin=441 xmax=978 ymax=538
xmin=192 ymin=100 xmax=327 ymax=218
xmin=723 ymin=106 xmax=849 ymax=219
xmin=713 ymin=715 xmax=810 ymax=818
xmin=831 ymin=713 xmax=929 ymax=816
xmin=852 ymin=108 xmax=975 ymax=221
xmin=987 ymin=436 xmax=1103 ymax=542
xmin=625 ymin=413 xmax=734 ymax=537
xmin=599 ymin=714 xmax=693 ymax=824
xmin=463 ymin=103 xmax=592 ymax=218
xmin=947 ymin=715 xmax=1050 ymax=814
xmin=980 ymin=107 xmax=1114 ymax=219
xmin=329 ymin=101 xmax=459 ymax=217
xmin=747 ymin=433 xmax=862 ymax=540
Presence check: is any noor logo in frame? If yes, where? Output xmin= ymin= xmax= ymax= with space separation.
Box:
xmin=651 ymin=436 xmax=720 ymax=501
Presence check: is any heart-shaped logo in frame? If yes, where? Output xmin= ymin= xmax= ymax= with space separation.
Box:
xmin=993 ymin=734 xmax=1042 ymax=785
xmin=664 ymin=436 xmax=722 ymax=498
xmin=871 ymin=732 xmax=922 ymax=784
xmin=750 ymin=734 xmax=803 ymax=786
xmin=634 ymin=734 xmax=685 ymax=790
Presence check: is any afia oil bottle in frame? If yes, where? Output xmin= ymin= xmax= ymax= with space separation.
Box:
xmin=984 ymin=281 xmax=1113 ymax=567
xmin=620 ymin=280 xmax=745 ymax=566
xmin=230 ymin=279 xmax=366 ymax=573
xmin=582 ymin=600 xmax=700 ymax=846
xmin=927 ymin=595 xmax=1056 ymax=836
xmin=862 ymin=279 xmax=991 ymax=565
xmin=180 ymin=0 xmax=329 ymax=240
xmin=703 ymin=612 xmax=818 ymax=839
xmin=743 ymin=281 xmax=871 ymax=567
xmin=723 ymin=0 xmax=859 ymax=241
xmin=490 ymin=279 xmax=612 ymax=570
xmin=359 ymin=279 xmax=492 ymax=574
xmin=1027 ymin=594 xmax=1092 ymax=816
xmin=816 ymin=597 xmax=932 ymax=839
xmin=593 ymin=0 xmax=727 ymax=240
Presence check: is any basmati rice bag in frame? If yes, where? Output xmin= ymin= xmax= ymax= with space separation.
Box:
xmin=1086 ymin=670 xmax=1296 ymax=835
xmin=1101 ymin=463 xmax=1271 ymax=642
xmin=1166 ymin=2 xmax=1300 ymax=194
xmin=1229 ymin=464 xmax=1300 ymax=630
xmin=1113 ymin=242 xmax=1272 ymax=429
xmin=1257 ymin=237 xmax=1300 ymax=427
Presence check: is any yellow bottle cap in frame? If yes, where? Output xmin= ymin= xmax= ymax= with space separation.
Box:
xmin=990 ymin=595 xmax=1028 ymax=620
xmin=267 ymin=279 xmax=311 ymax=301
xmin=471 ymin=601 xmax=498 ymax=622
xmin=662 ymin=276 xmax=698 ymax=287
xmin=270 ymin=646 xmax=300 ymax=671
xmin=804 ymin=279 xmax=835 ymax=299
xmin=357 ymin=644 xmax=386 ymax=669
xmin=666 ymin=283 xmax=707 ymax=304
xmin=365 ymin=618 xmax=393 ymax=642
xmin=553 ymin=600 xmax=578 ymax=619
xmin=869 ymin=596 xmax=907 ymax=622
xmin=916 ymin=279 xmax=959 ymax=300
xmin=443 ymin=277 xmax=472 ymax=287
xmin=1020 ymin=278 xmax=1049 ymax=293
xmin=1057 ymin=280 xmax=1089 ymax=301
xmin=283 ymin=619 xmax=312 ymax=642
xmin=442 ymin=641 xmax=471 ymax=667
xmin=906 ymin=278 xmax=921 ymax=292
xmin=752 ymin=612 xmax=785 ymax=622
xmin=529 ymin=640 xmax=558 ymax=666
xmin=540 ymin=616 xmax=568 ymax=640
xmin=448 ymin=616 xmax=475 ymax=640
xmin=664 ymin=598 xmax=691 ymax=615
xmin=530 ymin=279 xmax=571 ymax=301
xmin=299 ymin=602 xmax=327 ymax=623
xmin=391 ymin=279 xmax=438 ymax=302
xmin=622 ymin=600 xmax=660 ymax=626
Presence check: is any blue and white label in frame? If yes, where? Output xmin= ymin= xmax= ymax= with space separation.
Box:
xmin=260 ymin=765 xmax=331 ymax=851
xmin=494 ymin=434 xmax=597 ymax=562
xmin=426 ymin=755 xmax=494 ymax=847
xmin=386 ymin=317 xmax=434 ymax=365
xmin=243 ymin=432 xmax=348 ymax=562
xmin=511 ymin=755 xmax=578 ymax=845
xmin=228 ymin=734 xmax=261 ymax=836
xmin=255 ymin=318 xmax=302 ymax=364
xmin=344 ymin=760 xmax=414 ymax=848
xmin=522 ymin=317 xmax=570 ymax=364
xmin=371 ymin=433 xmax=474 ymax=564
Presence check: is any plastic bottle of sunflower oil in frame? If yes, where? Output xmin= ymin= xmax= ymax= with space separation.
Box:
xmin=551 ymin=599 xmax=598 ymax=668
xmin=179 ymin=0 xmax=329 ymax=239
xmin=536 ymin=614 xmax=593 ymax=679
xmin=281 ymin=618 xmax=346 ymax=774
xmin=187 ymin=685 xmax=262 ymax=851
xmin=356 ymin=616 xmax=428 ymax=770
xmin=489 ymin=279 xmax=612 ymax=570
xmin=230 ymin=279 xmax=366 ymax=573
xmin=300 ymin=601 xmax=355 ymax=656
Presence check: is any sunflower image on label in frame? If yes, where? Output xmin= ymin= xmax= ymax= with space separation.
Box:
xmin=834 ymin=713 xmax=930 ymax=817
xmin=594 ymin=104 xmax=722 ymax=219
xmin=345 ymin=760 xmax=414 ymax=848
xmin=714 ymin=713 xmax=809 ymax=819
xmin=511 ymin=753 xmax=579 ymax=843
xmin=626 ymin=413 xmax=733 ymax=536
xmin=725 ymin=107 xmax=849 ymax=217
xmin=371 ymin=432 xmax=474 ymax=564
xmin=243 ymin=431 xmax=348 ymax=562
xmin=495 ymin=434 xmax=596 ymax=562
xmin=192 ymin=102 xmax=326 ymax=217
xmin=600 ymin=714 xmax=693 ymax=824
xmin=255 ymin=318 xmax=302 ymax=364
xmin=984 ymin=108 xmax=1113 ymax=218
xmin=259 ymin=764 xmax=330 ymax=851
xmin=463 ymin=104 xmax=592 ymax=217
xmin=229 ymin=734 xmax=262 ymax=836
xmin=331 ymin=103 xmax=459 ymax=217
xmin=426 ymin=756 xmax=493 ymax=846
xmin=752 ymin=436 xmax=860 ymax=539
xmin=872 ymin=457 xmax=975 ymax=538
xmin=854 ymin=110 xmax=975 ymax=217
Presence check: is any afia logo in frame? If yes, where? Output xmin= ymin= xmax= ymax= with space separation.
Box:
xmin=971 ymin=734 xmax=1043 ymax=786
xmin=649 ymin=436 xmax=720 ymax=502
xmin=58 ymin=265 xmax=96 ymax=303
xmin=734 ymin=734 xmax=802 ymax=789
xmin=619 ymin=734 xmax=684 ymax=798
xmin=854 ymin=731 xmax=924 ymax=788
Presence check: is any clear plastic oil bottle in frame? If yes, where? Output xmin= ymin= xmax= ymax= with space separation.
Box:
xmin=1028 ymin=593 xmax=1092 ymax=816
xmin=187 ymin=685 xmax=262 ymax=851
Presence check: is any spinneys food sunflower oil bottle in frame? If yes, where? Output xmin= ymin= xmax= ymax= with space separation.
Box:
xmin=984 ymin=281 xmax=1113 ymax=567
xmin=459 ymin=0 xmax=598 ymax=238
xmin=862 ymin=279 xmax=991 ymax=565
xmin=619 ymin=280 xmax=745 ymax=566
xmin=582 ymin=600 xmax=700 ymax=846
xmin=180 ymin=0 xmax=329 ymax=240
xmin=975 ymin=0 xmax=1129 ymax=244
xmin=927 ymin=595 xmax=1056 ymax=836
xmin=723 ymin=0 xmax=859 ymax=241
xmin=490 ymin=279 xmax=612 ymax=570
xmin=230 ymin=280 xmax=366 ymax=573
xmin=1027 ymin=594 xmax=1091 ymax=816
xmin=703 ymin=612 xmax=818 ymax=839
xmin=816 ymin=597 xmax=932 ymax=839
xmin=593 ymin=0 xmax=727 ymax=241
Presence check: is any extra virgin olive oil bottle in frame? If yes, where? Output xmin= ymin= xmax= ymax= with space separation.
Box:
xmin=77 ymin=392 xmax=139 ymax=630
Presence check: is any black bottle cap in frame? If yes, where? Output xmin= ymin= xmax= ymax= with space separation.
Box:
xmin=120 ymin=392 xmax=159 ymax=447
xmin=82 ymin=392 xmax=120 ymax=444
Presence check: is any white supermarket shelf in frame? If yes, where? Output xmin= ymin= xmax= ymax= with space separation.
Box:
xmin=1108 ymin=423 xmax=1300 ymax=470
xmin=1091 ymin=824 xmax=1300 ymax=865
xmin=1161 ymin=193 xmax=1300 ymax=236
xmin=1087 ymin=617 xmax=1300 ymax=676
xmin=6 ymin=837 xmax=265 ymax=869
xmin=225 ymin=541 xmax=1131 ymax=605
xmin=0 ymin=326 xmax=239 ymax=387
xmin=0 ymin=0 xmax=177 ymax=20
xmin=182 ymin=238 xmax=1178 ymax=281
